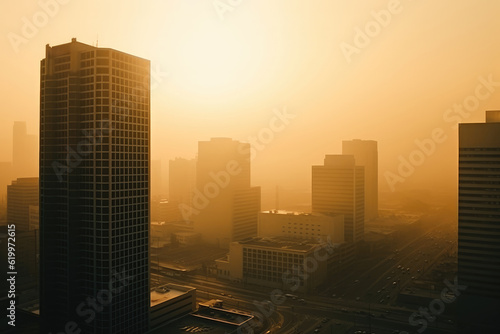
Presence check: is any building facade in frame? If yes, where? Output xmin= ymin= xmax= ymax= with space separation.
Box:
xmin=13 ymin=121 xmax=38 ymax=179
xmin=258 ymin=210 xmax=344 ymax=243
xmin=193 ymin=138 xmax=260 ymax=248
xmin=342 ymin=139 xmax=378 ymax=221
xmin=216 ymin=237 xmax=329 ymax=293
xmin=40 ymin=38 xmax=150 ymax=333
xmin=458 ymin=111 xmax=500 ymax=333
xmin=312 ymin=155 xmax=365 ymax=243
xmin=7 ymin=177 xmax=39 ymax=232
xmin=150 ymin=284 xmax=197 ymax=330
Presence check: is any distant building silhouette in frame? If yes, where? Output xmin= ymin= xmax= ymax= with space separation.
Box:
xmin=342 ymin=139 xmax=378 ymax=221
xmin=40 ymin=38 xmax=150 ymax=333
xmin=457 ymin=111 xmax=500 ymax=333
xmin=312 ymin=155 xmax=365 ymax=242
xmin=151 ymin=160 xmax=163 ymax=198
xmin=193 ymin=138 xmax=260 ymax=248
xmin=13 ymin=121 xmax=37 ymax=178
xmin=169 ymin=157 xmax=196 ymax=221
xmin=0 ymin=162 xmax=13 ymax=206
xmin=7 ymin=177 xmax=38 ymax=232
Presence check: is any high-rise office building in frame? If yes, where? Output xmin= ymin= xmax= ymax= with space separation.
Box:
xmin=312 ymin=155 xmax=364 ymax=242
xmin=7 ymin=177 xmax=39 ymax=232
xmin=40 ymin=38 xmax=150 ymax=333
xmin=458 ymin=111 xmax=500 ymax=333
xmin=193 ymin=138 xmax=260 ymax=248
xmin=342 ymin=139 xmax=378 ymax=221
xmin=13 ymin=121 xmax=38 ymax=178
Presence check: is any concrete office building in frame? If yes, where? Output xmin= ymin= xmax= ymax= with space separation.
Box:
xmin=312 ymin=155 xmax=365 ymax=242
xmin=150 ymin=284 xmax=197 ymax=330
xmin=216 ymin=236 xmax=332 ymax=293
xmin=7 ymin=177 xmax=39 ymax=232
xmin=258 ymin=210 xmax=344 ymax=244
xmin=193 ymin=138 xmax=260 ymax=248
xmin=342 ymin=139 xmax=378 ymax=221
xmin=13 ymin=121 xmax=38 ymax=179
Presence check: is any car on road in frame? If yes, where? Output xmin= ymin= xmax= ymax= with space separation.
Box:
xmin=298 ymin=298 xmax=306 ymax=304
xmin=356 ymin=297 xmax=361 ymax=301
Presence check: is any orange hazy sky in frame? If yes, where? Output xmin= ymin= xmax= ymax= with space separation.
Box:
xmin=1 ymin=0 xmax=500 ymax=199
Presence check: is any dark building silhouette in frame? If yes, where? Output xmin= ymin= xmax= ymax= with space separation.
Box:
xmin=342 ymin=139 xmax=378 ymax=221
xmin=458 ymin=110 xmax=500 ymax=333
xmin=0 ymin=162 xmax=13 ymax=206
xmin=13 ymin=121 xmax=37 ymax=178
xmin=40 ymin=38 xmax=150 ymax=333
xmin=168 ymin=157 xmax=196 ymax=222
xmin=312 ymin=155 xmax=364 ymax=242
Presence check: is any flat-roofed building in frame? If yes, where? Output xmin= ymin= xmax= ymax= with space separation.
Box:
xmin=312 ymin=155 xmax=365 ymax=243
xmin=258 ymin=210 xmax=344 ymax=243
xmin=150 ymin=284 xmax=196 ymax=330
xmin=216 ymin=236 xmax=335 ymax=293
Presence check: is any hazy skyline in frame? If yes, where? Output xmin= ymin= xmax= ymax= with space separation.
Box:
xmin=2 ymin=0 xmax=500 ymax=200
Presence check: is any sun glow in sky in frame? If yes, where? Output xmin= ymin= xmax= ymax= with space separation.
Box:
xmin=1 ymin=0 xmax=500 ymax=204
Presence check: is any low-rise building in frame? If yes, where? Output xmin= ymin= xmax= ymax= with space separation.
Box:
xmin=150 ymin=283 xmax=197 ymax=330
xmin=258 ymin=210 xmax=344 ymax=243
xmin=216 ymin=236 xmax=335 ymax=293
xmin=149 ymin=300 xmax=254 ymax=334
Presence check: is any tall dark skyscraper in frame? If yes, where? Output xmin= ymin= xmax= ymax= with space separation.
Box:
xmin=342 ymin=139 xmax=378 ymax=221
xmin=458 ymin=110 xmax=500 ymax=333
xmin=40 ymin=38 xmax=150 ymax=333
